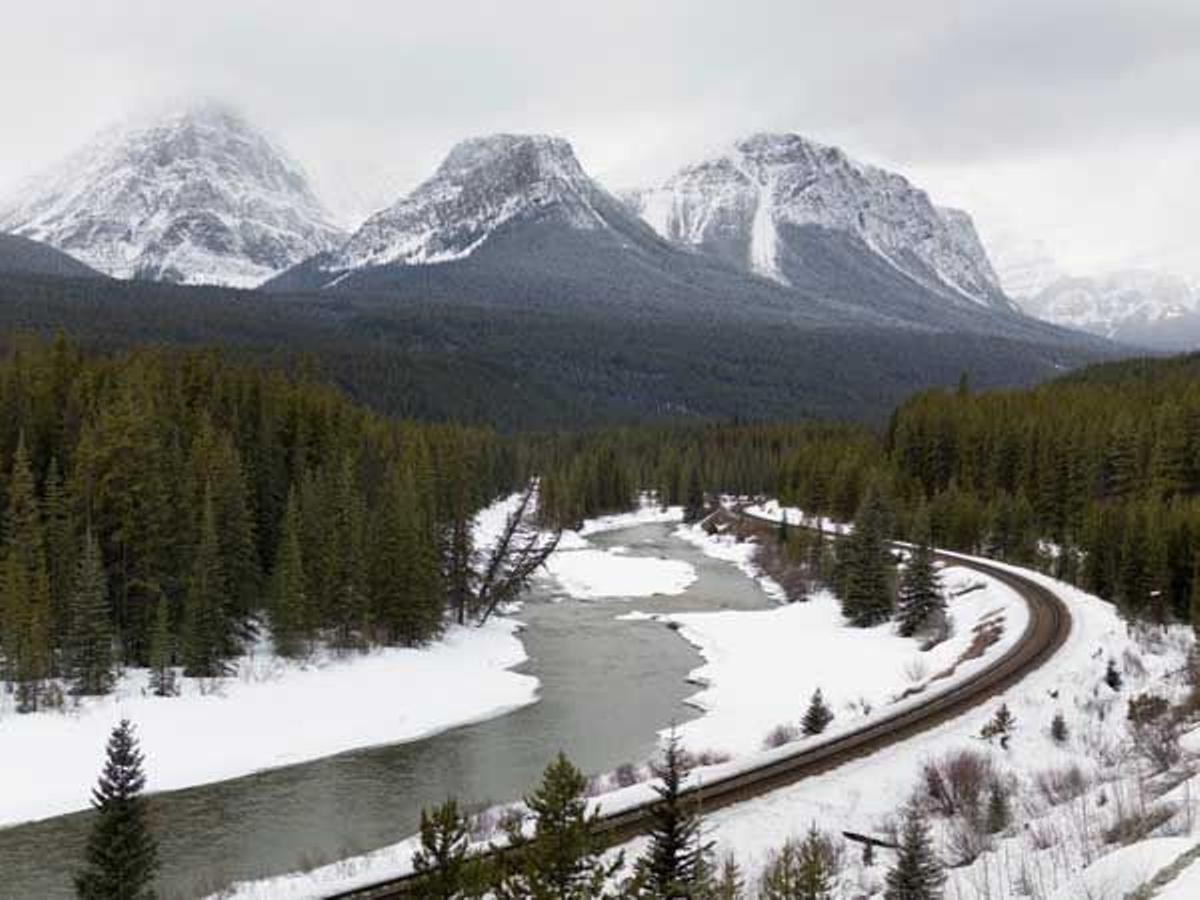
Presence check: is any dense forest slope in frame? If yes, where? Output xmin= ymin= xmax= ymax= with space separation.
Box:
xmin=0 ymin=272 xmax=1123 ymax=429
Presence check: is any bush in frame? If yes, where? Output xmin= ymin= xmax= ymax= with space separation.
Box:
xmin=1050 ymin=710 xmax=1069 ymax=744
xmin=923 ymin=750 xmax=994 ymax=818
xmin=613 ymin=762 xmax=642 ymax=788
xmin=763 ymin=723 xmax=802 ymax=750
xmin=1034 ymin=764 xmax=1089 ymax=807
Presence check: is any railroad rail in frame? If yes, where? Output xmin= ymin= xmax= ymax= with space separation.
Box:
xmin=328 ymin=519 xmax=1071 ymax=898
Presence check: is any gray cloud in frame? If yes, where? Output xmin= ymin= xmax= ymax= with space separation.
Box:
xmin=1 ymin=0 xmax=1197 ymax=276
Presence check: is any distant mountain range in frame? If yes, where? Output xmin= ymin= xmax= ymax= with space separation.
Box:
xmin=986 ymin=232 xmax=1200 ymax=349
xmin=0 ymin=103 xmax=1130 ymax=429
xmin=0 ymin=103 xmax=344 ymax=288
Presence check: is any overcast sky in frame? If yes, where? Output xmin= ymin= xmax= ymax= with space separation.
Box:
xmin=2 ymin=0 xmax=1198 ymax=278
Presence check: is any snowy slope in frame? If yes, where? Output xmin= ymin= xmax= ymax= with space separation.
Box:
xmin=625 ymin=133 xmax=1013 ymax=311
xmin=1020 ymin=269 xmax=1200 ymax=344
xmin=0 ymin=103 xmax=345 ymax=288
xmin=324 ymin=134 xmax=616 ymax=272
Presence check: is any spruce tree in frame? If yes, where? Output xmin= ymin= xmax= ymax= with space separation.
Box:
xmin=985 ymin=784 xmax=1011 ymax=835
xmin=884 ymin=805 xmax=944 ymax=900
xmin=182 ymin=487 xmax=231 ymax=678
xmin=1105 ymin=658 xmax=1123 ymax=691
xmin=683 ymin=466 xmax=706 ymax=524
xmin=838 ymin=485 xmax=895 ymax=627
xmin=147 ymin=600 xmax=177 ymax=698
xmin=802 ymin=688 xmax=834 ymax=737
xmin=897 ymin=509 xmax=945 ymax=638
xmin=708 ymin=854 xmax=745 ymax=900
xmin=67 ymin=529 xmax=115 ymax=696
xmin=75 ymin=719 xmax=158 ymax=900
xmin=494 ymin=752 xmax=623 ymax=900
xmin=633 ymin=731 xmax=711 ymax=898
xmin=758 ymin=830 xmax=837 ymax=900
xmin=411 ymin=799 xmax=480 ymax=899
xmin=1050 ymin=710 xmax=1069 ymax=744
xmin=269 ymin=489 xmax=310 ymax=658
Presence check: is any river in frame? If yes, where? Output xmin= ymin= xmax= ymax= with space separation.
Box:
xmin=0 ymin=521 xmax=773 ymax=898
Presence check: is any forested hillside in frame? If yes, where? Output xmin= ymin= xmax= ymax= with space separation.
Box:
xmin=530 ymin=357 xmax=1200 ymax=629
xmin=0 ymin=336 xmax=513 ymax=710
xmin=0 ymin=272 xmax=1119 ymax=429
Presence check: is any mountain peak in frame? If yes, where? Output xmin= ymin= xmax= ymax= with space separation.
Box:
xmin=327 ymin=133 xmax=610 ymax=271
xmin=627 ymin=133 xmax=1011 ymax=310
xmin=0 ymin=103 xmax=344 ymax=287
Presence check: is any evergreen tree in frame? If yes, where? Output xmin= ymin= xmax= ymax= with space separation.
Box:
xmin=44 ymin=455 xmax=75 ymax=653
xmin=683 ymin=465 xmax=706 ymax=524
xmin=1105 ymin=658 xmax=1123 ymax=691
xmin=708 ymin=855 xmax=745 ymax=900
xmin=1051 ymin=710 xmax=1069 ymax=744
xmin=147 ymin=600 xmax=176 ymax=698
xmin=67 ymin=529 xmax=114 ymax=696
xmin=985 ymin=784 xmax=1011 ymax=835
xmin=75 ymin=719 xmax=158 ymax=900
xmin=269 ymin=489 xmax=310 ymax=658
xmin=884 ymin=805 xmax=944 ymax=900
xmin=758 ymin=829 xmax=837 ymax=900
xmin=897 ymin=508 xmax=945 ymax=638
xmin=494 ymin=752 xmax=623 ymax=900
xmin=411 ymin=799 xmax=480 ymax=899
xmin=182 ymin=488 xmax=231 ymax=678
xmin=802 ymin=688 xmax=834 ymax=736
xmin=633 ymin=731 xmax=711 ymax=898
xmin=838 ymin=485 xmax=895 ymax=627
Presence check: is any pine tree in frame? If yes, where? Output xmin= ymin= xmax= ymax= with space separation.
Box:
xmin=985 ymin=784 xmax=1011 ymax=835
xmin=1105 ymin=658 xmax=1123 ymax=691
xmin=838 ymin=485 xmax=895 ymax=627
xmin=75 ymin=719 xmax=158 ymax=900
xmin=67 ymin=529 xmax=114 ymax=696
xmin=1051 ymin=710 xmax=1069 ymax=744
xmin=633 ymin=731 xmax=712 ymax=898
xmin=884 ymin=805 xmax=945 ymax=900
xmin=269 ymin=489 xmax=310 ymax=659
xmin=758 ymin=830 xmax=837 ymax=900
xmin=44 ymin=455 xmax=75 ymax=653
xmin=708 ymin=854 xmax=745 ymax=900
xmin=897 ymin=508 xmax=945 ymax=638
xmin=494 ymin=752 xmax=623 ymax=900
xmin=147 ymin=599 xmax=177 ymax=698
xmin=182 ymin=487 xmax=231 ymax=678
xmin=683 ymin=465 xmax=706 ymax=524
xmin=411 ymin=799 xmax=480 ymax=899
xmin=802 ymin=688 xmax=834 ymax=736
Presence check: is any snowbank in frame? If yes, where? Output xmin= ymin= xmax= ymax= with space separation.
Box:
xmin=625 ymin=566 xmax=1026 ymax=757
xmin=541 ymin=501 xmax=696 ymax=600
xmin=675 ymin=522 xmax=786 ymax=603
xmin=0 ymin=619 xmax=535 ymax=829
xmin=1048 ymin=837 xmax=1194 ymax=900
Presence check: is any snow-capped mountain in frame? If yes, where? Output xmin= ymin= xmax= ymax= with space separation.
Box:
xmin=0 ymin=103 xmax=345 ymax=288
xmin=625 ymin=133 xmax=1014 ymax=312
xmin=323 ymin=134 xmax=616 ymax=272
xmin=1019 ymin=270 xmax=1200 ymax=347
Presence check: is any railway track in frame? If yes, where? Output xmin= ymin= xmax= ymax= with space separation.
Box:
xmin=328 ymin=523 xmax=1071 ymax=899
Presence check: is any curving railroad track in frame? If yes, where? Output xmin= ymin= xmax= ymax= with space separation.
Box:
xmin=327 ymin=524 xmax=1071 ymax=899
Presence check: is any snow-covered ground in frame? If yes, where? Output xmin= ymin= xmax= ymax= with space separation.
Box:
xmin=540 ymin=502 xmax=697 ymax=600
xmin=683 ymin=549 xmax=1200 ymax=899
xmin=0 ymin=620 xmax=535 ymax=829
xmin=631 ymin=563 xmax=1025 ymax=756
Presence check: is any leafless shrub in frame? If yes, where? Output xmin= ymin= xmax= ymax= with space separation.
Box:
xmin=1127 ymin=692 xmax=1182 ymax=771
xmin=917 ymin=609 xmax=953 ymax=652
xmin=1102 ymin=803 xmax=1177 ymax=845
xmin=763 ymin=722 xmax=802 ymax=750
xmin=903 ymin=657 xmax=929 ymax=684
xmin=1034 ymin=764 xmax=1090 ymax=807
xmin=584 ymin=774 xmax=607 ymax=797
xmin=613 ymin=762 xmax=642 ymax=788
xmin=945 ymin=814 xmax=991 ymax=867
xmin=470 ymin=806 xmax=502 ymax=842
xmin=686 ymin=749 xmax=732 ymax=767
xmin=923 ymin=750 xmax=995 ymax=818
xmin=1027 ymin=819 xmax=1057 ymax=851
xmin=1122 ymin=647 xmax=1148 ymax=680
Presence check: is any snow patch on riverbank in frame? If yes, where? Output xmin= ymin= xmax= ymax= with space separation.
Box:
xmin=541 ymin=500 xmax=696 ymax=600
xmin=626 ymin=565 xmax=1026 ymax=757
xmin=0 ymin=618 xmax=536 ymax=829
xmin=675 ymin=521 xmax=786 ymax=602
